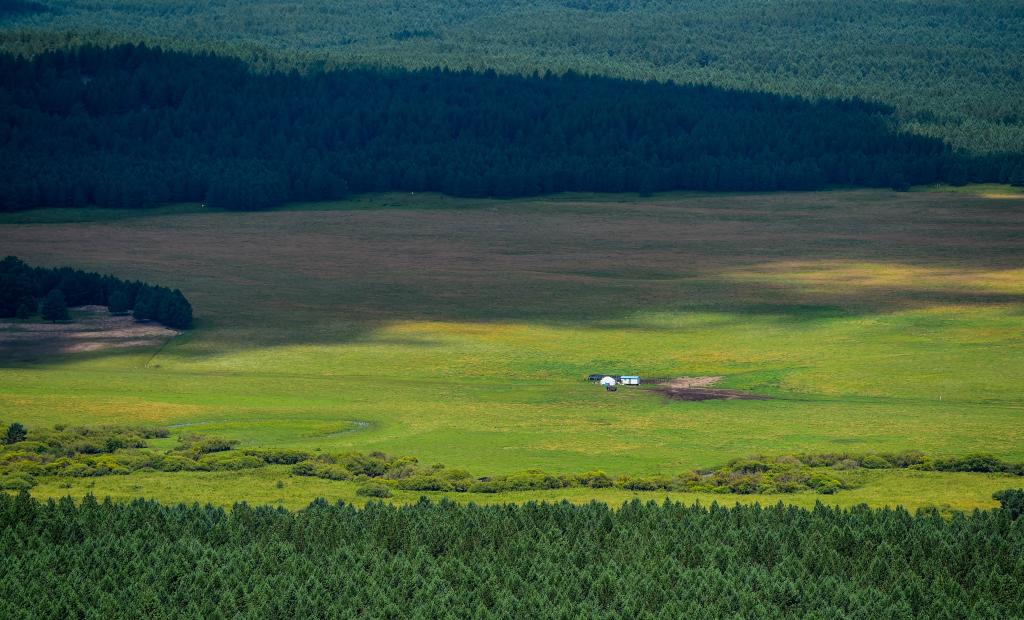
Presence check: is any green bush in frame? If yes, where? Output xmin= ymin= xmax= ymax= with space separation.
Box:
xmin=887 ymin=451 xmax=927 ymax=468
xmin=291 ymin=461 xmax=318 ymax=476
xmin=344 ymin=453 xmax=389 ymax=477
xmin=816 ymin=480 xmax=842 ymax=494
xmin=190 ymin=438 xmax=239 ymax=455
xmin=503 ymin=471 xmax=572 ymax=491
xmin=313 ymin=464 xmax=351 ymax=481
xmin=617 ymin=476 xmax=664 ymax=491
xmin=0 ymin=471 xmax=36 ymax=490
xmin=151 ymin=454 xmax=199 ymax=472
xmin=197 ymin=452 xmax=264 ymax=471
xmin=807 ymin=473 xmax=843 ymax=494
xmin=833 ymin=458 xmax=860 ymax=471
xmin=576 ymin=470 xmax=613 ymax=488
xmin=725 ymin=458 xmax=773 ymax=474
xmin=860 ymin=455 xmax=892 ymax=469
xmin=355 ymin=483 xmax=394 ymax=498
xmin=933 ymin=454 xmax=1005 ymax=473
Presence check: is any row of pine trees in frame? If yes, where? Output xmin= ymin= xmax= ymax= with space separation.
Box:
xmin=1 ymin=492 xmax=1021 ymax=618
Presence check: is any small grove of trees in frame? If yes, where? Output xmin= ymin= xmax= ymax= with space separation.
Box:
xmin=994 ymin=489 xmax=1024 ymax=520
xmin=0 ymin=256 xmax=192 ymax=329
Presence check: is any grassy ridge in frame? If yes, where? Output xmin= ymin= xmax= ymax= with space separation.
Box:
xmin=1 ymin=189 xmax=1023 ymax=506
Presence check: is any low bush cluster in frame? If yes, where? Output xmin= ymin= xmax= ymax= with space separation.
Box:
xmin=0 ymin=425 xmax=260 ymax=488
xmin=3 ymin=422 xmax=1022 ymax=496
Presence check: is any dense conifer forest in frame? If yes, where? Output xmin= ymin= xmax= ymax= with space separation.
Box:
xmin=2 ymin=0 xmax=1021 ymax=154
xmin=2 ymin=44 xmax=1021 ymax=211
xmin=1 ymin=492 xmax=1022 ymax=618
xmin=0 ymin=256 xmax=192 ymax=328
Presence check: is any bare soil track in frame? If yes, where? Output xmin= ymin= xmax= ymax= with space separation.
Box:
xmin=653 ymin=376 xmax=769 ymax=401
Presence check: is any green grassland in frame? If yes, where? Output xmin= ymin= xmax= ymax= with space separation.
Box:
xmin=2 ymin=187 xmax=1023 ymax=508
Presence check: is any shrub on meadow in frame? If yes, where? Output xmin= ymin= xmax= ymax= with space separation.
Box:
xmin=356 ymin=482 xmax=393 ymax=498
xmin=933 ymin=454 xmax=1005 ymax=473
xmin=576 ymin=470 xmax=613 ymax=488
xmin=860 ymin=455 xmax=892 ymax=469
xmin=197 ymin=452 xmax=264 ymax=471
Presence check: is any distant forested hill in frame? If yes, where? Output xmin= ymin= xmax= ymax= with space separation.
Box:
xmin=4 ymin=44 xmax=1019 ymax=211
xmin=1 ymin=0 xmax=1022 ymax=155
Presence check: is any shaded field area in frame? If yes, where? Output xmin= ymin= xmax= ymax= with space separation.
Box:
xmin=1 ymin=188 xmax=1023 ymax=506
xmin=0 ymin=306 xmax=176 ymax=364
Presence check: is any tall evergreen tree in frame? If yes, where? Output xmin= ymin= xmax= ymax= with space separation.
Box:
xmin=3 ymin=422 xmax=27 ymax=445
xmin=39 ymin=289 xmax=70 ymax=322
xmin=107 ymin=290 xmax=130 ymax=315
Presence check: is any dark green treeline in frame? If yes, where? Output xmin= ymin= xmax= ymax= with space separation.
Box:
xmin=0 ymin=256 xmax=192 ymax=329
xmin=3 ymin=44 xmax=1021 ymax=212
xmin=1 ymin=493 xmax=1021 ymax=618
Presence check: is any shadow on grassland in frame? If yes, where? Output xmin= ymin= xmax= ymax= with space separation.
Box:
xmin=2 ymin=189 xmax=1023 ymax=363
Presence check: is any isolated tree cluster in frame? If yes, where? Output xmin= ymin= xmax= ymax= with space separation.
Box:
xmin=0 ymin=256 xmax=192 ymax=329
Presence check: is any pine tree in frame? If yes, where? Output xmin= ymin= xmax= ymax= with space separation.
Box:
xmin=132 ymin=289 xmax=157 ymax=322
xmin=39 ymin=289 xmax=70 ymax=322
xmin=107 ymin=290 xmax=130 ymax=315
xmin=3 ymin=422 xmax=27 ymax=445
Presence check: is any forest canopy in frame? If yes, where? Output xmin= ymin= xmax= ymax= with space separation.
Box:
xmin=1 ymin=0 xmax=1021 ymax=154
xmin=2 ymin=44 xmax=1020 ymax=212
xmin=0 ymin=492 xmax=1022 ymax=618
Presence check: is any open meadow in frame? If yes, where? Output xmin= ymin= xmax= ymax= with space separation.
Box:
xmin=2 ymin=188 xmax=1023 ymax=510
